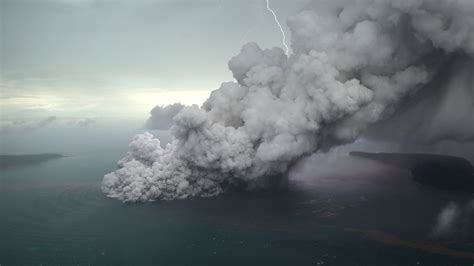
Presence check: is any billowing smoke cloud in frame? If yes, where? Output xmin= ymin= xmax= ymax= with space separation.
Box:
xmin=145 ymin=103 xmax=185 ymax=130
xmin=103 ymin=0 xmax=474 ymax=202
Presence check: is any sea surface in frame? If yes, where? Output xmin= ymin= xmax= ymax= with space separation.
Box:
xmin=1 ymin=150 xmax=474 ymax=265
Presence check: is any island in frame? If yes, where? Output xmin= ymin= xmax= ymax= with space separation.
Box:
xmin=350 ymin=151 xmax=474 ymax=192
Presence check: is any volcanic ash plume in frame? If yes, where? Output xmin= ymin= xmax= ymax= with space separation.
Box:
xmin=145 ymin=103 xmax=185 ymax=130
xmin=103 ymin=0 xmax=474 ymax=202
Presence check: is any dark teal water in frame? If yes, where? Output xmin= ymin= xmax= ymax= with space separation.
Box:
xmin=1 ymin=152 xmax=473 ymax=265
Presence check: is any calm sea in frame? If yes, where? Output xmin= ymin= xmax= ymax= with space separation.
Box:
xmin=1 ymin=151 xmax=473 ymax=265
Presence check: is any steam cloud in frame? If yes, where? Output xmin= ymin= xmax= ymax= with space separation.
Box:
xmin=433 ymin=202 xmax=460 ymax=237
xmin=432 ymin=201 xmax=474 ymax=238
xmin=103 ymin=0 xmax=474 ymax=202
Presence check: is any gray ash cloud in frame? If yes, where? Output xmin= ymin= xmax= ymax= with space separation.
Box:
xmin=103 ymin=0 xmax=474 ymax=202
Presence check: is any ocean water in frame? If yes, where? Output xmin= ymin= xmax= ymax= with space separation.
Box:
xmin=1 ymin=150 xmax=474 ymax=265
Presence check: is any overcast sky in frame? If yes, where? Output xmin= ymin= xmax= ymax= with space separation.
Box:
xmin=1 ymin=0 xmax=307 ymax=120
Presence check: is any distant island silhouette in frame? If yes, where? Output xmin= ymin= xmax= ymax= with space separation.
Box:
xmin=350 ymin=151 xmax=474 ymax=192
xmin=0 ymin=153 xmax=65 ymax=168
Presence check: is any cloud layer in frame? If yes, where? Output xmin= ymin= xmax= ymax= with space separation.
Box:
xmin=0 ymin=117 xmax=97 ymax=134
xmin=103 ymin=0 xmax=474 ymax=202
xmin=0 ymin=116 xmax=57 ymax=134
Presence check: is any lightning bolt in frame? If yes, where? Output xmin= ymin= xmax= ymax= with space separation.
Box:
xmin=265 ymin=0 xmax=289 ymax=55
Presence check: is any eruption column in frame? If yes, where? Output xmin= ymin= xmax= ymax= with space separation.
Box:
xmin=103 ymin=0 xmax=474 ymax=202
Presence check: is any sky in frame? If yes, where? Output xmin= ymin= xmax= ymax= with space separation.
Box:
xmin=1 ymin=0 xmax=308 ymax=120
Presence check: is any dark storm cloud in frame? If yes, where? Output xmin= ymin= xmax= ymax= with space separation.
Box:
xmin=366 ymin=56 xmax=474 ymax=144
